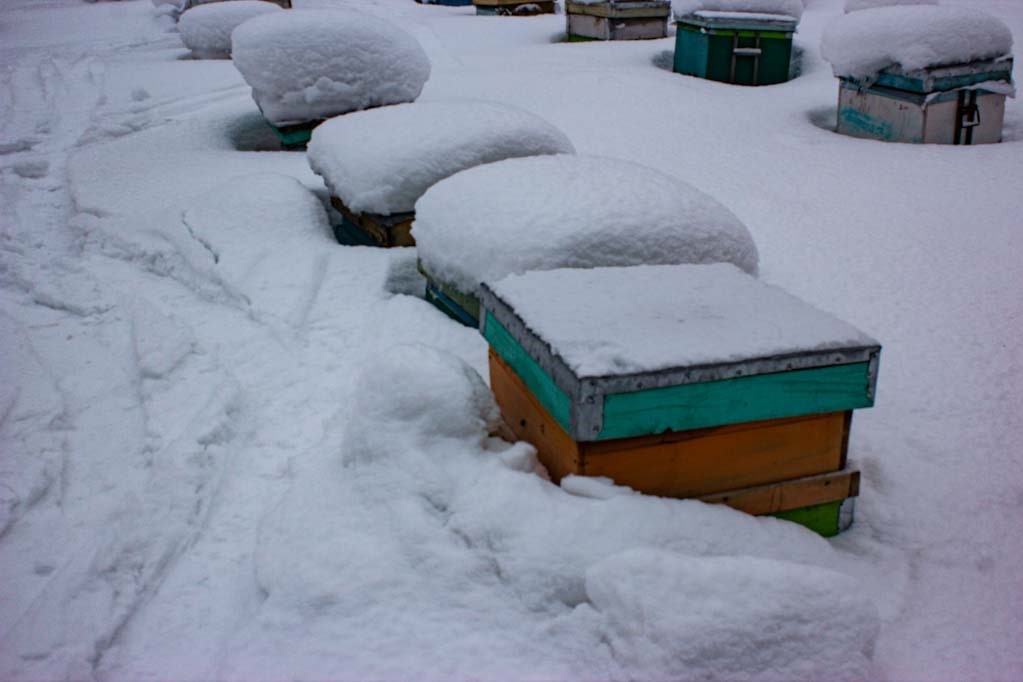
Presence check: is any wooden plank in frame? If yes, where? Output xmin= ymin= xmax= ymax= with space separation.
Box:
xmin=490 ymin=350 xmax=850 ymax=498
xmin=698 ymin=470 xmax=859 ymax=516
xmin=566 ymin=1 xmax=669 ymax=18
xmin=490 ymin=349 xmax=582 ymax=482
xmin=599 ymin=361 xmax=873 ymax=440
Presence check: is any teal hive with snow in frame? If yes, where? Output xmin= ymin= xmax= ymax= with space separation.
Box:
xmin=412 ymin=154 xmax=759 ymax=326
xmin=672 ymin=0 xmax=803 ymax=86
xmin=565 ymin=0 xmax=671 ymax=42
xmin=306 ymin=100 xmax=574 ymax=248
xmin=822 ymin=4 xmax=1015 ymax=144
xmin=230 ymin=10 xmax=430 ymax=149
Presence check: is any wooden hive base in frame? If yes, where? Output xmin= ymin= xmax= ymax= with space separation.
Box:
xmin=490 ymin=349 xmax=852 ymax=498
xmin=330 ymin=197 xmax=415 ymax=248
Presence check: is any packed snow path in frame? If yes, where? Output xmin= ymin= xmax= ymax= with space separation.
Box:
xmin=1 ymin=0 xmax=1021 ymax=680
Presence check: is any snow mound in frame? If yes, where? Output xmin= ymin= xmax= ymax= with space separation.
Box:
xmin=488 ymin=263 xmax=878 ymax=376
xmin=307 ymin=100 xmax=575 ymax=216
xmin=413 ymin=154 xmax=759 ymax=295
xmin=586 ymin=549 xmax=880 ymax=682
xmin=821 ymin=5 xmax=1014 ymax=79
xmin=845 ymin=0 xmax=936 ymax=13
xmin=673 ymin=0 xmax=803 ymax=19
xmin=344 ymin=344 xmax=503 ymax=462
xmin=231 ymin=10 xmax=431 ymax=127
xmin=178 ymin=1 xmax=282 ymax=59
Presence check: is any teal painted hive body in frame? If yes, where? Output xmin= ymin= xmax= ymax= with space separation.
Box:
xmin=478 ymin=266 xmax=881 ymax=443
xmin=673 ymin=11 xmax=797 ymax=86
xmin=836 ymin=59 xmax=1012 ymax=145
xmin=269 ymin=120 xmax=320 ymax=150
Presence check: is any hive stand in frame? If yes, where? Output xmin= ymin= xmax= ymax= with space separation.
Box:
xmin=674 ymin=10 xmax=798 ymax=86
xmin=836 ymin=58 xmax=1013 ymax=145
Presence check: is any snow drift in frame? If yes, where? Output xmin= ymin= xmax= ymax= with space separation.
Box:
xmin=231 ymin=10 xmax=431 ymax=126
xmin=178 ymin=1 xmax=282 ymax=59
xmin=413 ymin=154 xmax=760 ymax=295
xmin=307 ymin=100 xmax=575 ymax=216
xmin=821 ymin=5 xmax=1014 ymax=78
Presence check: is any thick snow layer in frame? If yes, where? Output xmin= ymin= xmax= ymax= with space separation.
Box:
xmin=821 ymin=6 xmax=1015 ymax=78
xmin=414 ymin=155 xmax=759 ymax=294
xmin=845 ymin=0 xmax=936 ymax=14
xmin=586 ymin=549 xmax=879 ymax=681
xmin=488 ymin=263 xmax=877 ymax=376
xmin=231 ymin=10 xmax=430 ymax=126
xmin=673 ymin=0 xmax=803 ymax=20
xmin=178 ymin=1 xmax=281 ymax=59
xmin=307 ymin=100 xmax=575 ymax=216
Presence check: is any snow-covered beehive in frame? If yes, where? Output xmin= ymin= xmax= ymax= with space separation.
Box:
xmin=566 ymin=0 xmax=670 ymax=42
xmin=178 ymin=1 xmax=282 ymax=59
xmin=480 ymin=263 xmax=881 ymax=536
xmin=413 ymin=154 xmax=759 ymax=326
xmin=673 ymin=0 xmax=802 ymax=85
xmin=473 ymin=0 xmax=555 ymax=16
xmin=822 ymin=5 xmax=1015 ymax=144
xmin=306 ymin=100 xmax=575 ymax=248
xmin=231 ymin=10 xmax=431 ymax=149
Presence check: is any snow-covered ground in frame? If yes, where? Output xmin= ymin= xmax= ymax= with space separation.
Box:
xmin=1 ymin=0 xmax=1021 ymax=679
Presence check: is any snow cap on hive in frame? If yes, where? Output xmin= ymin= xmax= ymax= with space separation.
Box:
xmin=307 ymin=100 xmax=575 ymax=216
xmin=179 ymin=1 xmax=282 ymax=59
xmin=486 ymin=263 xmax=878 ymax=377
xmin=413 ymin=154 xmax=760 ymax=295
xmin=821 ymin=5 xmax=1014 ymax=79
xmin=231 ymin=9 xmax=431 ymax=127
xmin=844 ymin=0 xmax=936 ymax=14
xmin=672 ymin=0 xmax=803 ymax=20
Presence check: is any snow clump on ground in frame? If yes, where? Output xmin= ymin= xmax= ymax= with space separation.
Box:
xmin=413 ymin=154 xmax=759 ymax=295
xmin=821 ymin=5 xmax=1014 ymax=79
xmin=307 ymin=100 xmax=575 ymax=216
xmin=178 ymin=1 xmax=282 ymax=59
xmin=844 ymin=0 xmax=936 ymax=14
xmin=673 ymin=0 xmax=804 ymax=19
xmin=231 ymin=9 xmax=431 ymax=126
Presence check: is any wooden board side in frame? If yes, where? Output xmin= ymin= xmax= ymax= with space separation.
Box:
xmin=489 ymin=350 xmax=581 ymax=482
xmin=698 ymin=469 xmax=859 ymax=515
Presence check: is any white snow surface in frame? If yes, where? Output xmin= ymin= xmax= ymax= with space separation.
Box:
xmin=821 ymin=5 xmax=1015 ymax=78
xmin=673 ymin=0 xmax=803 ymax=20
xmin=414 ymin=154 xmax=759 ymax=294
xmin=231 ymin=9 xmax=430 ymax=126
xmin=178 ymin=1 xmax=281 ymax=59
xmin=844 ymin=0 xmax=936 ymax=14
xmin=2 ymin=0 xmax=1022 ymax=680
xmin=488 ymin=263 xmax=877 ymax=376
xmin=307 ymin=100 xmax=575 ymax=215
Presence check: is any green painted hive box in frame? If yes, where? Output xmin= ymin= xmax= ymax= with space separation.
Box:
xmin=479 ymin=263 xmax=881 ymax=443
xmin=269 ymin=119 xmax=321 ymax=150
xmin=673 ymin=10 xmax=798 ymax=86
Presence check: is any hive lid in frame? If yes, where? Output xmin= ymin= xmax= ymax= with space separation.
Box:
xmin=481 ymin=263 xmax=879 ymax=381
